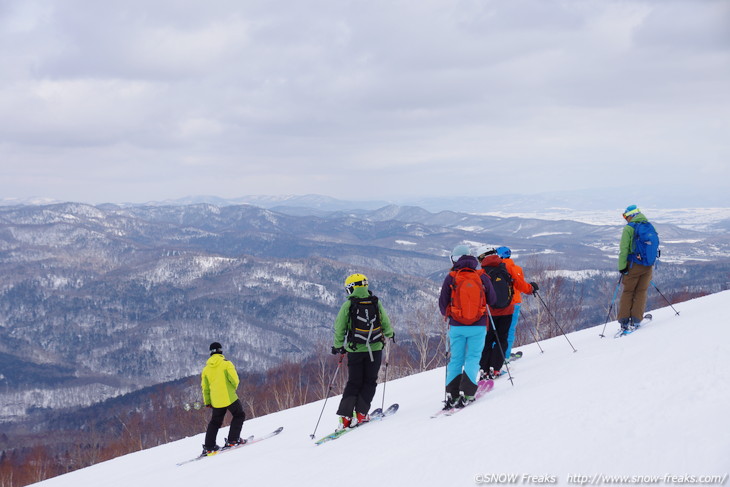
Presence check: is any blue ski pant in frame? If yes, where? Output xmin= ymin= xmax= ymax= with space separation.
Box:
xmin=446 ymin=325 xmax=486 ymax=389
xmin=505 ymin=304 xmax=521 ymax=358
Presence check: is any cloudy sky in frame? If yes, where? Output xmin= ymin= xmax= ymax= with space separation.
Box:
xmin=1 ymin=0 xmax=728 ymax=204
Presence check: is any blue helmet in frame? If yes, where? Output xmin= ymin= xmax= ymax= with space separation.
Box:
xmin=495 ymin=246 xmax=511 ymax=259
xmin=623 ymin=205 xmax=640 ymax=219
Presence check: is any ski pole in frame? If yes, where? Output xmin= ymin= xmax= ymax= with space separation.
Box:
xmin=309 ymin=353 xmax=344 ymax=439
xmin=528 ymin=322 xmax=544 ymax=354
xmin=650 ymin=280 xmax=680 ymax=316
xmin=600 ymin=275 xmax=623 ymax=338
xmin=442 ymin=317 xmax=451 ymax=403
xmin=486 ymin=306 xmax=514 ymax=386
xmin=534 ymin=291 xmax=578 ymax=352
xmin=380 ymin=339 xmax=391 ymax=410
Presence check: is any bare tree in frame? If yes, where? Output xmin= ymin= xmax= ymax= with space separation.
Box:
xmin=516 ymin=257 xmax=586 ymax=346
xmin=403 ymin=305 xmax=448 ymax=374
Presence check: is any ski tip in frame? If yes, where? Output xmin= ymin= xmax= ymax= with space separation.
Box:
xmin=385 ymin=403 xmax=399 ymax=414
xmin=274 ymin=426 xmax=284 ymax=434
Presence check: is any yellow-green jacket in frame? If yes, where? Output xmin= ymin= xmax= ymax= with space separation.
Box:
xmin=201 ymin=353 xmax=240 ymax=408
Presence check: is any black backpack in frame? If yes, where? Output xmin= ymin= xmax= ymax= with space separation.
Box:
xmin=347 ymin=295 xmax=384 ymax=345
xmin=484 ymin=263 xmax=514 ymax=309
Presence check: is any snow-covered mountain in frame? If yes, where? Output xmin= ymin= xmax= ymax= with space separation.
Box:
xmin=6 ymin=185 xmax=728 ymax=215
xmin=32 ymin=291 xmax=730 ymax=487
xmin=1 ymin=202 xmax=728 ymax=424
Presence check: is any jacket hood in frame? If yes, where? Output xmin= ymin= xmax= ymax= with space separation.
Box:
xmin=628 ymin=213 xmax=648 ymax=223
xmin=349 ymin=286 xmax=371 ymax=298
xmin=206 ymin=353 xmax=226 ymax=367
xmin=480 ymin=254 xmax=503 ymax=268
xmin=451 ymin=254 xmax=479 ymax=271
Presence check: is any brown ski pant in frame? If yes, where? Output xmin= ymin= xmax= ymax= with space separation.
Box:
xmin=618 ymin=264 xmax=653 ymax=323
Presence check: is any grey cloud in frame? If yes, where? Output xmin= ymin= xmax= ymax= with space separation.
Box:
xmin=0 ymin=0 xmax=728 ymax=203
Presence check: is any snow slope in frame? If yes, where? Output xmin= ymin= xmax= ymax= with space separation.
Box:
xmin=34 ymin=291 xmax=730 ymax=487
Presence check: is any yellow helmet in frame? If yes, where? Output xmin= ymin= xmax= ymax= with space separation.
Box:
xmin=344 ymin=273 xmax=368 ymax=294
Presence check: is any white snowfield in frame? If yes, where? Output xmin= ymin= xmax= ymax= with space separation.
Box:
xmin=34 ymin=291 xmax=730 ymax=487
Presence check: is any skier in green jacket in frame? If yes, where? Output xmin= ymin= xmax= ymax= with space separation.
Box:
xmin=617 ymin=205 xmax=654 ymax=330
xmin=331 ymin=273 xmax=394 ymax=430
xmin=200 ymin=341 xmax=246 ymax=456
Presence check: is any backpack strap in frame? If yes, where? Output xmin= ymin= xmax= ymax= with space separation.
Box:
xmin=346 ymin=294 xmax=383 ymax=346
xmin=627 ymin=221 xmax=637 ymax=264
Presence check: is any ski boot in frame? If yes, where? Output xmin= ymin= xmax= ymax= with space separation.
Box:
xmin=619 ymin=318 xmax=632 ymax=332
xmin=200 ymin=444 xmax=220 ymax=457
xmin=223 ymin=437 xmax=246 ymax=449
xmin=337 ymin=415 xmax=353 ymax=430
xmin=442 ymin=393 xmax=458 ymax=410
xmin=356 ymin=412 xmax=370 ymax=425
xmin=487 ymin=367 xmax=501 ymax=380
xmin=455 ymin=391 xmax=475 ymax=409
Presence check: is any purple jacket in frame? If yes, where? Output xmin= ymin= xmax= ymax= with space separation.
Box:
xmin=439 ymin=255 xmax=497 ymax=326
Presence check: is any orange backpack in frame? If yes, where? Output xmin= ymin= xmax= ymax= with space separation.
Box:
xmin=448 ymin=268 xmax=487 ymax=324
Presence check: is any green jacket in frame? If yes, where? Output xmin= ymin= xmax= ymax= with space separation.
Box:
xmin=201 ymin=353 xmax=240 ymax=408
xmin=618 ymin=212 xmax=649 ymax=270
xmin=333 ymin=286 xmax=394 ymax=353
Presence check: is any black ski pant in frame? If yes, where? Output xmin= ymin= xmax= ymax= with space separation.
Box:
xmin=205 ymin=398 xmax=245 ymax=449
xmin=480 ymin=314 xmax=513 ymax=373
xmin=336 ymin=350 xmax=382 ymax=417
xmin=445 ymin=372 xmax=478 ymax=399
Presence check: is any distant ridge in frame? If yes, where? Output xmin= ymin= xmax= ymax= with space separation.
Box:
xmin=4 ymin=184 xmax=727 ymax=212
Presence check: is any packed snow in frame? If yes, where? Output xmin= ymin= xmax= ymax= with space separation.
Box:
xmin=33 ymin=291 xmax=730 ymax=487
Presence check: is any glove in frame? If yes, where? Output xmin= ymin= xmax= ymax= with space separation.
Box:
xmin=529 ymin=282 xmax=539 ymax=293
xmin=330 ymin=346 xmax=346 ymax=355
xmin=619 ymin=267 xmax=629 ymax=275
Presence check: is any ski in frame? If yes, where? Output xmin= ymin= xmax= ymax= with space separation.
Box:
xmin=614 ymin=314 xmax=653 ymax=338
xmin=431 ymin=379 xmax=494 ymax=418
xmin=508 ymin=351 xmax=523 ymax=361
xmin=314 ymin=403 xmax=399 ymax=445
xmin=177 ymin=427 xmax=284 ymax=465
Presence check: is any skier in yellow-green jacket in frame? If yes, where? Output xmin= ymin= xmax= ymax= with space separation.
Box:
xmin=200 ymin=341 xmax=246 ymax=456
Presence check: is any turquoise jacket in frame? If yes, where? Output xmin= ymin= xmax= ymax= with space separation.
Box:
xmin=618 ymin=212 xmax=649 ymax=270
xmin=333 ymin=286 xmax=394 ymax=353
xmin=201 ymin=353 xmax=240 ymax=408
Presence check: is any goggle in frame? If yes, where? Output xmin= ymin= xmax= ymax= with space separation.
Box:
xmin=345 ymin=280 xmax=367 ymax=293
xmin=477 ymin=249 xmax=497 ymax=260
